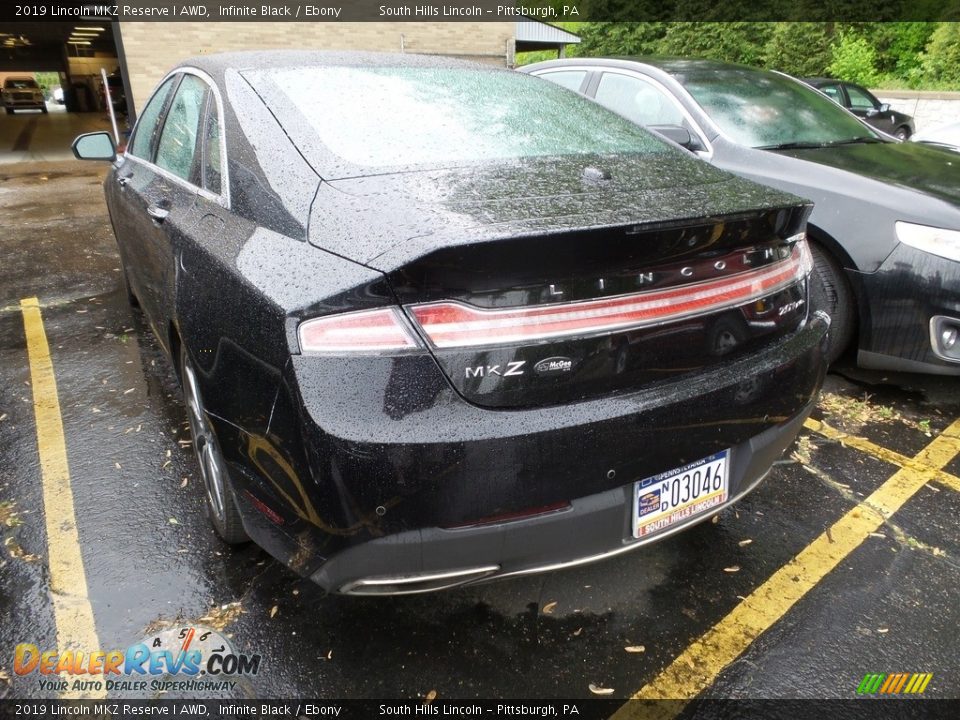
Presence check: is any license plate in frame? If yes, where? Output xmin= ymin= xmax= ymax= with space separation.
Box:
xmin=633 ymin=450 xmax=729 ymax=538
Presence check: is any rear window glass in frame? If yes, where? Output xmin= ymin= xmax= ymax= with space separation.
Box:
xmin=250 ymin=66 xmax=667 ymax=170
xmin=5 ymin=79 xmax=38 ymax=89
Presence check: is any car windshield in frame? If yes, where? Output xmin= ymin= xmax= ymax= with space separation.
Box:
xmin=675 ymin=68 xmax=880 ymax=149
xmin=5 ymin=79 xmax=38 ymax=89
xmin=252 ymin=66 xmax=669 ymax=169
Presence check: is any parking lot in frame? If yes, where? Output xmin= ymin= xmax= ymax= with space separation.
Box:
xmin=2 ymin=145 xmax=960 ymax=707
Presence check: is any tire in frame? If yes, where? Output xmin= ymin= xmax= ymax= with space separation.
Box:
xmin=4 ymin=108 xmax=12 ymax=115
xmin=895 ymin=126 xmax=910 ymax=141
xmin=808 ymin=243 xmax=856 ymax=365
xmin=41 ymin=105 xmax=48 ymax=114
xmin=180 ymin=344 xmax=249 ymax=544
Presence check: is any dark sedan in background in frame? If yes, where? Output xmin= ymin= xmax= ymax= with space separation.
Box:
xmin=524 ymin=57 xmax=960 ymax=375
xmin=73 ymin=51 xmax=826 ymax=594
xmin=803 ymin=77 xmax=915 ymax=140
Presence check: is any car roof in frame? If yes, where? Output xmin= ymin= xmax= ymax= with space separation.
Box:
xmin=176 ymin=50 xmax=499 ymax=76
xmin=525 ymin=56 xmax=776 ymax=78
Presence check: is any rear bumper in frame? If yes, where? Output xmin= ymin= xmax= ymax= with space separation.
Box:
xmin=226 ymin=312 xmax=828 ymax=593
xmin=314 ymin=404 xmax=813 ymax=594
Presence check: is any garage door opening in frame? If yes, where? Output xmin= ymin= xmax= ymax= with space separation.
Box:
xmin=1 ymin=21 xmax=129 ymax=163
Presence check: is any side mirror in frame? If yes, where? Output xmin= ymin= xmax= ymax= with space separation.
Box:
xmin=878 ymin=102 xmax=891 ymax=113
xmin=649 ymin=124 xmax=699 ymax=152
xmin=71 ymin=131 xmax=116 ymax=161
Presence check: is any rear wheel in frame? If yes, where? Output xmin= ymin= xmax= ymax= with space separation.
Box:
xmin=180 ymin=345 xmax=248 ymax=544
xmin=808 ymin=243 xmax=856 ymax=364
xmin=895 ymin=126 xmax=910 ymax=141
xmin=40 ymin=105 xmax=48 ymax=114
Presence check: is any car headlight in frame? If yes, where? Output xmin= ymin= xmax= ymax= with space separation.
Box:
xmin=895 ymin=221 xmax=960 ymax=263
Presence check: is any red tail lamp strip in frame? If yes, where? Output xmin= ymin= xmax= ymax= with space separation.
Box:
xmin=299 ymin=307 xmax=420 ymax=354
xmin=411 ymin=241 xmax=813 ymax=349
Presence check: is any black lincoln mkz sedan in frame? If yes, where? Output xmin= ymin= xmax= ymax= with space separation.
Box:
xmin=73 ymin=52 xmax=827 ymax=594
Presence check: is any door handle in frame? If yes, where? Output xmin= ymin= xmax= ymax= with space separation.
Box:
xmin=117 ymin=176 xmax=129 ymax=186
xmin=146 ymin=205 xmax=169 ymax=222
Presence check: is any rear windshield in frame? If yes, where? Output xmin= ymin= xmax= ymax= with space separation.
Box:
xmin=5 ymin=79 xmax=39 ymax=89
xmin=247 ymin=66 xmax=668 ymax=170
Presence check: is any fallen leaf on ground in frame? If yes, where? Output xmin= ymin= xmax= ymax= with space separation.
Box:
xmin=877 ymin=628 xmax=889 ymax=634
xmin=199 ymin=601 xmax=243 ymax=630
xmin=542 ymin=601 xmax=558 ymax=614
xmin=180 ymin=478 xmax=188 ymax=488
xmin=589 ymin=683 xmax=614 ymax=695
xmin=738 ymin=539 xmax=753 ymax=547
xmin=168 ymin=518 xmax=179 ymax=525
xmin=723 ymin=565 xmax=741 ymax=573
xmin=624 ymin=645 xmax=646 ymax=653
xmin=269 ymin=606 xmax=278 ymax=618
xmin=424 ymin=690 xmax=437 ymax=704
xmin=572 ymin=628 xmax=582 ymax=637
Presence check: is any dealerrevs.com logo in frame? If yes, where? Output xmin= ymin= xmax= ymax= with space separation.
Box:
xmin=14 ymin=626 xmax=260 ymax=694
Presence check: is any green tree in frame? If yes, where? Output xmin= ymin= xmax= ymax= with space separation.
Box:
xmin=920 ymin=22 xmax=960 ymax=85
xmin=657 ymin=22 xmax=773 ymax=66
xmin=763 ymin=22 xmax=834 ymax=77
xmin=827 ymin=32 xmax=881 ymax=86
xmin=575 ymin=22 xmax=668 ymax=56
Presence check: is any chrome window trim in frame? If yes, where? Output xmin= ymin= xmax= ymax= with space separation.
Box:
xmin=124 ymin=66 xmax=231 ymax=209
xmin=530 ymin=64 xmax=715 ymax=159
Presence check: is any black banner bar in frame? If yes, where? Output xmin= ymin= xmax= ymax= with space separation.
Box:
xmin=2 ymin=699 xmax=960 ymax=720
xmin=2 ymin=0 xmax=960 ymax=23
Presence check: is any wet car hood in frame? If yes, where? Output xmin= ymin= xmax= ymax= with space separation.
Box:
xmin=773 ymin=140 xmax=960 ymax=207
xmin=308 ymin=152 xmax=805 ymax=267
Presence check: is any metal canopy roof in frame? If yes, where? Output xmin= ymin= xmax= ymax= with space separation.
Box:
xmin=515 ymin=19 xmax=581 ymax=53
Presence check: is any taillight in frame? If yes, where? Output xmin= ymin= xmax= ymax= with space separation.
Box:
xmin=297 ymin=307 xmax=422 ymax=355
xmin=411 ymin=240 xmax=812 ymax=349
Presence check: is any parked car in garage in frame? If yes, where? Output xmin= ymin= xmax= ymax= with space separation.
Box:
xmin=72 ymin=51 xmax=827 ymax=594
xmin=912 ymin=121 xmax=960 ymax=154
xmin=2 ymin=76 xmax=47 ymax=114
xmin=523 ymin=57 xmax=960 ymax=375
xmin=802 ymin=78 xmax=915 ymax=140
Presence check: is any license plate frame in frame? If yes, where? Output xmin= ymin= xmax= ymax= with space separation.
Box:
xmin=632 ymin=450 xmax=730 ymax=539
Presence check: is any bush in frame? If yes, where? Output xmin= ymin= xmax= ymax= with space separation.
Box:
xmin=828 ymin=33 xmax=880 ymax=86
xmin=920 ymin=22 xmax=960 ymax=86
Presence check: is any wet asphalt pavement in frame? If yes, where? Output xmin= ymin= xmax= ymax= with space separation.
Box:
xmin=1 ymin=155 xmax=959 ymax=704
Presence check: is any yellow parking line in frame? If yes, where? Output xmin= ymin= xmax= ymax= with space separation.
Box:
xmin=610 ymin=418 xmax=960 ymax=718
xmin=805 ymin=418 xmax=960 ymax=494
xmin=20 ymin=297 xmax=104 ymax=700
